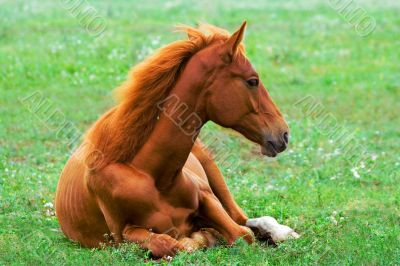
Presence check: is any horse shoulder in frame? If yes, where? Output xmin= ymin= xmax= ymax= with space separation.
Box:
xmin=88 ymin=163 xmax=157 ymax=204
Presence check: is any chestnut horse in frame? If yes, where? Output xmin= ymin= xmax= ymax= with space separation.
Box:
xmin=55 ymin=22 xmax=296 ymax=258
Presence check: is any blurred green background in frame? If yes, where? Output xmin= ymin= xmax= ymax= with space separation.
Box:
xmin=0 ymin=0 xmax=399 ymax=264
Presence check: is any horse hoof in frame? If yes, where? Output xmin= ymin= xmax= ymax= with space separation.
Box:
xmin=246 ymin=216 xmax=300 ymax=243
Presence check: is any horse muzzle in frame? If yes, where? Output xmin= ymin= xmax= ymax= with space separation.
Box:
xmin=260 ymin=132 xmax=288 ymax=157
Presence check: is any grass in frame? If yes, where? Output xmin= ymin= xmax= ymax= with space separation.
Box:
xmin=0 ymin=0 xmax=399 ymax=265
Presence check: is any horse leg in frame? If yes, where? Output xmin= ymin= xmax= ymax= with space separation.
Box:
xmin=192 ymin=141 xmax=300 ymax=243
xmin=178 ymin=228 xmax=222 ymax=252
xmin=89 ymin=165 xmax=188 ymax=257
xmin=200 ymin=193 xmax=254 ymax=244
xmin=192 ymin=140 xmax=248 ymax=225
xmin=125 ymin=226 xmax=221 ymax=256
xmin=123 ymin=225 xmax=186 ymax=258
xmin=246 ymin=216 xmax=300 ymax=244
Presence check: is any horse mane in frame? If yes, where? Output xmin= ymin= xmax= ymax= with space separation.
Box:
xmin=82 ymin=24 xmax=239 ymax=170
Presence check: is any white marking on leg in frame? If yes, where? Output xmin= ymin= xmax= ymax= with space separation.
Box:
xmin=246 ymin=216 xmax=300 ymax=243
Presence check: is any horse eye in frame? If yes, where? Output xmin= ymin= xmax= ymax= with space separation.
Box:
xmin=246 ymin=78 xmax=259 ymax=88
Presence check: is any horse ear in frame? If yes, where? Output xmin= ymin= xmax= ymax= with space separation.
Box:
xmin=222 ymin=21 xmax=247 ymax=63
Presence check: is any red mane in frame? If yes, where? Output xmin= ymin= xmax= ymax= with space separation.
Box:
xmin=82 ymin=25 xmax=236 ymax=169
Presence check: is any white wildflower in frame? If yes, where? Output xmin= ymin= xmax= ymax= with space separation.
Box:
xmin=151 ymin=36 xmax=161 ymax=46
xmin=351 ymin=168 xmax=360 ymax=179
xmin=329 ymin=216 xmax=338 ymax=226
xmin=332 ymin=149 xmax=341 ymax=156
xmin=266 ymin=184 xmax=274 ymax=191
xmin=107 ymin=48 xmax=118 ymax=60
xmin=44 ymin=202 xmax=55 ymax=217
xmin=44 ymin=202 xmax=53 ymax=208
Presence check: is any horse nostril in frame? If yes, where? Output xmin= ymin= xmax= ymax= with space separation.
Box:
xmin=267 ymin=141 xmax=275 ymax=148
xmin=283 ymin=132 xmax=289 ymax=144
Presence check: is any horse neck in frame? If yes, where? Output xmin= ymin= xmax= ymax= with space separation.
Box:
xmin=131 ymin=69 xmax=207 ymax=189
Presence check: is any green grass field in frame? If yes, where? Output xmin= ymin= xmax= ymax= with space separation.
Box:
xmin=1 ymin=0 xmax=399 ymax=265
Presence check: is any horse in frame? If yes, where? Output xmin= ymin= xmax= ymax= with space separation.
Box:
xmin=55 ymin=21 xmax=298 ymax=258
